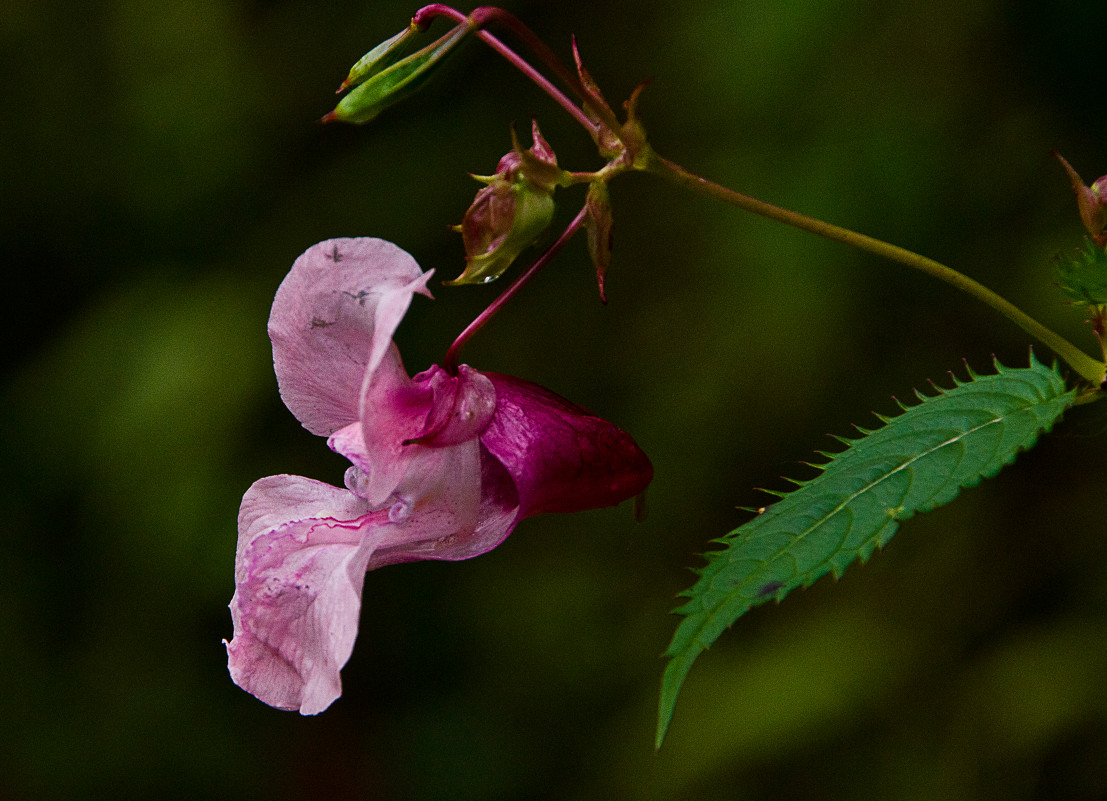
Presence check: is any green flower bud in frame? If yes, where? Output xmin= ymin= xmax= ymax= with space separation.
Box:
xmin=446 ymin=121 xmax=567 ymax=285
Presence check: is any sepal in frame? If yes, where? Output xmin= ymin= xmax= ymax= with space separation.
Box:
xmin=572 ymin=38 xmax=622 ymax=158
xmin=584 ymin=181 xmax=614 ymax=303
xmin=1054 ymin=151 xmax=1107 ymax=245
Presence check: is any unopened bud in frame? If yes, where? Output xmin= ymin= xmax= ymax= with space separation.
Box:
xmin=447 ymin=120 xmax=568 ymax=285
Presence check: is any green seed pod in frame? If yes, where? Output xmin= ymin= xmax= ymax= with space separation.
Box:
xmin=325 ymin=22 xmax=470 ymax=125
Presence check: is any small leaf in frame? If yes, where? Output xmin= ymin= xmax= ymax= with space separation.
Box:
xmin=325 ymin=22 xmax=470 ymax=125
xmin=1057 ymin=237 xmax=1107 ymax=305
xmin=656 ymin=356 xmax=1075 ymax=748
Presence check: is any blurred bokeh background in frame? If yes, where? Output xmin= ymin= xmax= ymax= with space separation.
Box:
xmin=2 ymin=0 xmax=1105 ymax=798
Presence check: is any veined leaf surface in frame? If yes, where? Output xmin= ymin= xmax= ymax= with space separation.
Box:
xmin=657 ymin=357 xmax=1076 ymax=747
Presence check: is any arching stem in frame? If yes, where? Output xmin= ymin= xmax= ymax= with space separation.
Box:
xmin=414 ymin=5 xmax=600 ymax=135
xmin=641 ymin=148 xmax=1106 ymax=386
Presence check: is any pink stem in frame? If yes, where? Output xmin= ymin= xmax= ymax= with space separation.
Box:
xmin=442 ymin=207 xmax=589 ymax=373
xmin=470 ymin=7 xmax=623 ymax=133
xmin=414 ymin=5 xmax=599 ymax=134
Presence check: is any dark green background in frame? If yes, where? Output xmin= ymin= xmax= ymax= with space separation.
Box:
xmin=2 ymin=0 xmax=1105 ymax=798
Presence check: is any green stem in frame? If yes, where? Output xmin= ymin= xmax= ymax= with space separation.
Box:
xmin=642 ymin=149 xmax=1106 ymax=386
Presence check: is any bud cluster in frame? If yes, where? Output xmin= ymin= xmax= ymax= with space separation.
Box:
xmin=323 ymin=7 xmax=657 ymax=304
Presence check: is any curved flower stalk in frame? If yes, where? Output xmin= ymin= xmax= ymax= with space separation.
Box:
xmin=226 ymin=237 xmax=652 ymax=714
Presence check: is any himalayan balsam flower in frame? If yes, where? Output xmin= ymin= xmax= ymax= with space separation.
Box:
xmin=225 ymin=237 xmax=652 ymax=714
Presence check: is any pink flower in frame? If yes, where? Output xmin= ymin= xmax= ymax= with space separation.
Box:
xmin=226 ymin=237 xmax=652 ymax=714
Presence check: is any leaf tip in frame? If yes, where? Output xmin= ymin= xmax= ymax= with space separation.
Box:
xmin=656 ymin=649 xmax=698 ymax=751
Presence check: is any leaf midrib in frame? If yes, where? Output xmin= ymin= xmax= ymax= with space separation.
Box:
xmin=699 ymin=393 xmax=1050 ymax=626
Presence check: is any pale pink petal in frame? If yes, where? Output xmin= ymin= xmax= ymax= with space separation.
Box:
xmin=333 ymin=346 xmax=433 ymax=507
xmin=331 ymin=427 xmax=489 ymax=564
xmin=366 ymin=270 xmax=434 ymax=383
xmin=480 ymin=372 xmax=653 ymax=517
xmin=227 ymin=475 xmax=388 ymax=715
xmin=269 ymin=238 xmax=432 ymax=436
xmin=382 ymin=444 xmax=521 ymax=563
xmin=369 ymin=437 xmax=493 ymax=565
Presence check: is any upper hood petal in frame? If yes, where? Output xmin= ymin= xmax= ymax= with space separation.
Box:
xmin=269 ymin=238 xmax=432 ymax=436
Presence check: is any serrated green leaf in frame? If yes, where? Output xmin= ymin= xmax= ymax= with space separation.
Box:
xmin=656 ymin=356 xmax=1075 ymax=748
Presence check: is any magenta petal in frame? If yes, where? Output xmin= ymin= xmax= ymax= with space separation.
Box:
xmin=480 ymin=372 xmax=653 ymax=517
xmin=343 ymin=359 xmax=496 ymax=509
xmin=405 ymin=365 xmax=496 ymax=447
xmin=227 ymin=475 xmax=388 ymax=714
xmin=269 ymin=238 xmax=432 ymax=436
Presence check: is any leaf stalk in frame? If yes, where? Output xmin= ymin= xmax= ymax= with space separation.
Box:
xmin=640 ymin=149 xmax=1107 ymax=386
